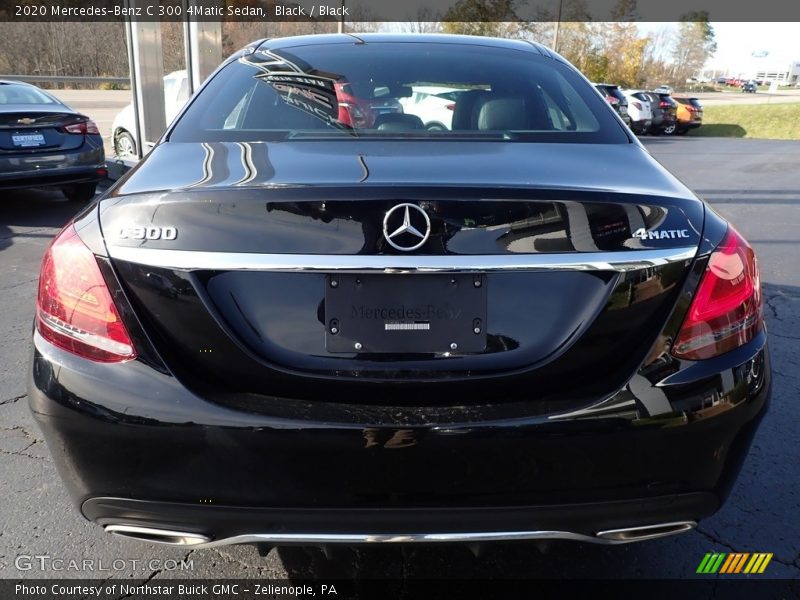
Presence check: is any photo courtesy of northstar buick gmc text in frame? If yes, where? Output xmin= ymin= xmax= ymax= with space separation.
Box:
xmin=29 ymin=34 xmax=770 ymax=551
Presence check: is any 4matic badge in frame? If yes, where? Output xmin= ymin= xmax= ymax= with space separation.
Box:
xmin=632 ymin=228 xmax=690 ymax=240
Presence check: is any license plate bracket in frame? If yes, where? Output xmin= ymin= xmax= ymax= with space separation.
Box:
xmin=325 ymin=273 xmax=487 ymax=354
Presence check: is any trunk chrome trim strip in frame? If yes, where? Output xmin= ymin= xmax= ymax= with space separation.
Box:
xmin=105 ymin=246 xmax=697 ymax=273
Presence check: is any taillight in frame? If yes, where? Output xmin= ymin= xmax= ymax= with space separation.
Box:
xmin=446 ymin=103 xmax=455 ymax=111
xmin=659 ymin=100 xmax=671 ymax=108
xmin=672 ymin=227 xmax=763 ymax=361
xmin=338 ymin=103 xmax=367 ymax=128
xmin=36 ymin=225 xmax=136 ymax=363
xmin=632 ymin=101 xmax=642 ymax=110
xmin=606 ymin=95 xmax=619 ymax=105
xmin=62 ymin=119 xmax=100 ymax=135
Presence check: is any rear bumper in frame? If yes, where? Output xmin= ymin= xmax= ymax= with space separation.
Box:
xmin=87 ymin=496 xmax=707 ymax=546
xmin=29 ymin=329 xmax=770 ymax=544
xmin=0 ymin=142 xmax=104 ymax=190
xmin=0 ymin=166 xmax=105 ymax=190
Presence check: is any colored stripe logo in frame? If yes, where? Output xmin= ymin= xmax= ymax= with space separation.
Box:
xmin=697 ymin=552 xmax=773 ymax=574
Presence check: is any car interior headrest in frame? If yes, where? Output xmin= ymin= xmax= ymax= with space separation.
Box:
xmin=451 ymin=90 xmax=489 ymax=130
xmin=374 ymin=113 xmax=425 ymax=130
xmin=476 ymin=96 xmax=529 ymax=130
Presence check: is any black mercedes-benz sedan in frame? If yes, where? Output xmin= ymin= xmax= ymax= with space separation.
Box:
xmin=0 ymin=80 xmax=105 ymax=201
xmin=29 ymin=34 xmax=769 ymax=550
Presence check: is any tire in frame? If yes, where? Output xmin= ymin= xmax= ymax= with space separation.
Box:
xmin=62 ymin=183 xmax=97 ymax=203
xmin=114 ymin=130 xmax=137 ymax=157
xmin=425 ymin=122 xmax=447 ymax=132
xmin=662 ymin=123 xmax=677 ymax=135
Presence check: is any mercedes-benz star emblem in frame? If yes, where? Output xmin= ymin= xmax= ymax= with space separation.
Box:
xmin=382 ymin=203 xmax=431 ymax=252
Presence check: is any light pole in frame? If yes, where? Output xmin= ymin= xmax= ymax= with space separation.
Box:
xmin=552 ymin=0 xmax=563 ymax=52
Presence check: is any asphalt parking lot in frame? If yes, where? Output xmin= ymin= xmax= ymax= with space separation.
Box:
xmin=1 ymin=137 xmax=799 ymax=585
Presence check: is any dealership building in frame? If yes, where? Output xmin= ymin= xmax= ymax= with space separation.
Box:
xmin=753 ymin=60 xmax=800 ymax=84
xmin=746 ymin=52 xmax=800 ymax=84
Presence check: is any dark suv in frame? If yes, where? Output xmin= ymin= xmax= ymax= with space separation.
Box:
xmin=594 ymin=84 xmax=632 ymax=128
xmin=634 ymin=91 xmax=678 ymax=135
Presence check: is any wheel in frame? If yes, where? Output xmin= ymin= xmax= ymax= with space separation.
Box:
xmin=425 ymin=122 xmax=447 ymax=131
xmin=662 ymin=123 xmax=677 ymax=135
xmin=114 ymin=130 xmax=137 ymax=156
xmin=62 ymin=183 xmax=97 ymax=202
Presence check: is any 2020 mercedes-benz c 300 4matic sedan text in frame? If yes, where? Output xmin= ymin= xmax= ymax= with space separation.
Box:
xmin=29 ymin=35 xmax=769 ymax=550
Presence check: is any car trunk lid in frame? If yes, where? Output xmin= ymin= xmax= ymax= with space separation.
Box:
xmin=0 ymin=108 xmax=86 ymax=153
xmin=100 ymin=141 xmax=702 ymax=406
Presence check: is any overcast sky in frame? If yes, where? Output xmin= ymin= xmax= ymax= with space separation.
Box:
xmin=639 ymin=22 xmax=799 ymax=72
xmin=708 ymin=22 xmax=798 ymax=70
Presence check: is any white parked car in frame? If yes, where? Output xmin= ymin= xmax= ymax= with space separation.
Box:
xmin=622 ymin=90 xmax=653 ymax=135
xmin=399 ymin=86 xmax=465 ymax=131
xmin=112 ymin=70 xmax=190 ymax=156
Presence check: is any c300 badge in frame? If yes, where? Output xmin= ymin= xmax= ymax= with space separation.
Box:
xmin=118 ymin=226 xmax=178 ymax=240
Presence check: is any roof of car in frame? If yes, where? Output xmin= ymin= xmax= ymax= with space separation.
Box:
xmin=253 ymin=33 xmax=564 ymax=62
xmin=0 ymin=79 xmax=36 ymax=86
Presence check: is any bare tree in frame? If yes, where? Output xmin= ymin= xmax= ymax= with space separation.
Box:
xmin=344 ymin=6 xmax=381 ymax=34
xmin=670 ymin=13 xmax=716 ymax=85
xmin=398 ymin=8 xmax=444 ymax=33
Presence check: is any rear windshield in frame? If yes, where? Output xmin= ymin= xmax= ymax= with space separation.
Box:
xmin=169 ymin=42 xmax=629 ymax=144
xmin=0 ymin=83 xmax=58 ymax=105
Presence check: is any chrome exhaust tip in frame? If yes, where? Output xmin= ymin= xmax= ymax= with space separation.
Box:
xmin=105 ymin=524 xmax=210 ymax=546
xmin=595 ymin=521 xmax=696 ymax=543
